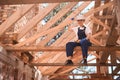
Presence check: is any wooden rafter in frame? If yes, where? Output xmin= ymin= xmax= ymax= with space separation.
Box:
xmin=96 ymin=15 xmax=113 ymax=19
xmin=0 ymin=0 xmax=94 ymax=5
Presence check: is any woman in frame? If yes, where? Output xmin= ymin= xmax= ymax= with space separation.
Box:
xmin=65 ymin=15 xmax=92 ymax=65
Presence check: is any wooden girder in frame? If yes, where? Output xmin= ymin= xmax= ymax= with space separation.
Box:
xmin=51 ymin=79 xmax=113 ymax=80
xmin=31 ymin=63 xmax=120 ymax=66
xmin=0 ymin=0 xmax=94 ymax=5
xmin=0 ymin=4 xmax=35 ymax=36
xmin=96 ymin=15 xmax=113 ymax=19
xmin=47 ymin=73 xmax=120 ymax=76
xmin=5 ymin=46 xmax=120 ymax=51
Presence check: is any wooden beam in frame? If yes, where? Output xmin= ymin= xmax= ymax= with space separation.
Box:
xmin=0 ymin=0 xmax=94 ymax=5
xmin=51 ymin=79 xmax=113 ymax=80
xmin=31 ymin=63 xmax=120 ymax=66
xmin=96 ymin=15 xmax=113 ymax=19
xmin=47 ymin=73 xmax=120 ymax=76
xmin=92 ymin=0 xmax=101 ymax=35
xmin=5 ymin=46 xmax=120 ymax=51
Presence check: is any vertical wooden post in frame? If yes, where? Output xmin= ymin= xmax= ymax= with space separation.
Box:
xmin=115 ymin=0 xmax=120 ymax=35
xmin=14 ymin=68 xmax=18 ymax=80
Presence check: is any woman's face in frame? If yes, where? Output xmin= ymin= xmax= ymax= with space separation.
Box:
xmin=77 ymin=19 xmax=85 ymax=26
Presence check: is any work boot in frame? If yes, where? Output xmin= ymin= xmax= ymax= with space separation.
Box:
xmin=65 ymin=60 xmax=73 ymax=65
xmin=80 ymin=58 xmax=87 ymax=64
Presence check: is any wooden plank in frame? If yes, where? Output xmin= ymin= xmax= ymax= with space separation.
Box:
xmin=31 ymin=63 xmax=120 ymax=66
xmin=96 ymin=15 xmax=113 ymax=19
xmin=5 ymin=46 xmax=120 ymax=51
xmin=92 ymin=0 xmax=101 ymax=35
xmin=0 ymin=4 xmax=35 ymax=36
xmin=0 ymin=0 xmax=94 ymax=5
xmin=47 ymin=73 xmax=120 ymax=76
xmin=18 ymin=3 xmax=59 ymax=39
xmin=51 ymin=79 xmax=113 ymax=80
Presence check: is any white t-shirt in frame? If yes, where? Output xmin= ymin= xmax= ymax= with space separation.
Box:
xmin=72 ymin=25 xmax=92 ymax=39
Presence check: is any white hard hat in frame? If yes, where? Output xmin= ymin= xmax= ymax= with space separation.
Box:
xmin=76 ymin=15 xmax=86 ymax=20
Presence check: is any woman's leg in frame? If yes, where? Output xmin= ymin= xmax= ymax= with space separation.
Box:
xmin=65 ymin=42 xmax=79 ymax=65
xmin=66 ymin=42 xmax=80 ymax=57
xmin=80 ymin=38 xmax=91 ymax=63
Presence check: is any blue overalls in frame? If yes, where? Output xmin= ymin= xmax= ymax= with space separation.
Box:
xmin=66 ymin=26 xmax=92 ymax=58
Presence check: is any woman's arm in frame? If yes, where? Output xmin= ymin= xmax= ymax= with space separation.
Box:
xmin=86 ymin=33 xmax=92 ymax=40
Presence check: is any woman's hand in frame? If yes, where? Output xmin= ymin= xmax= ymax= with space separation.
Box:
xmin=75 ymin=39 xmax=80 ymax=43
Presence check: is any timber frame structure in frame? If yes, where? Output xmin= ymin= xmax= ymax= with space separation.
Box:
xmin=0 ymin=0 xmax=120 ymax=80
